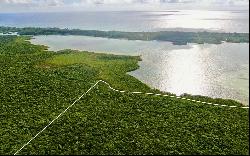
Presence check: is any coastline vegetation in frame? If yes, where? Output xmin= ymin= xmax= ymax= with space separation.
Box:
xmin=0 ymin=35 xmax=249 ymax=155
xmin=0 ymin=26 xmax=249 ymax=45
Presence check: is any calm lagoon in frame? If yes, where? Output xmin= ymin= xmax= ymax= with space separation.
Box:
xmin=31 ymin=35 xmax=249 ymax=105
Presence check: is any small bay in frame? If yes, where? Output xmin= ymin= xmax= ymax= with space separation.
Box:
xmin=31 ymin=35 xmax=249 ymax=105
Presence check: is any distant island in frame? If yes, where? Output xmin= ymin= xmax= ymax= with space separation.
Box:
xmin=0 ymin=26 xmax=249 ymax=45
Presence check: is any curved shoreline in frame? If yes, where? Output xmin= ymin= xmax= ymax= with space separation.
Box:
xmin=29 ymin=35 xmax=249 ymax=106
xmin=0 ymin=35 xmax=249 ymax=155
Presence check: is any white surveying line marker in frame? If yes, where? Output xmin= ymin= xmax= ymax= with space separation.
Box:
xmin=242 ymin=107 xmax=249 ymax=109
xmin=14 ymin=80 xmax=101 ymax=155
xmin=14 ymin=79 xmax=248 ymax=155
xmin=229 ymin=106 xmax=237 ymax=108
xmin=132 ymin=92 xmax=143 ymax=94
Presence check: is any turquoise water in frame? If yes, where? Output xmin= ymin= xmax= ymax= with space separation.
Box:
xmin=31 ymin=35 xmax=249 ymax=105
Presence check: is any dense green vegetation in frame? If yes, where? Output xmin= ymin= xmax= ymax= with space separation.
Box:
xmin=0 ymin=36 xmax=249 ymax=155
xmin=0 ymin=26 xmax=249 ymax=45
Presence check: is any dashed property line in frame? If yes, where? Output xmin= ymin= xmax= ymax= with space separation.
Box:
xmin=14 ymin=80 xmax=249 ymax=155
xmin=141 ymin=92 xmax=248 ymax=109
xmin=98 ymin=80 xmax=249 ymax=109
xmin=132 ymin=92 xmax=143 ymax=94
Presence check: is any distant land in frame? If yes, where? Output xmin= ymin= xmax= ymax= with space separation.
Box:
xmin=0 ymin=26 xmax=249 ymax=45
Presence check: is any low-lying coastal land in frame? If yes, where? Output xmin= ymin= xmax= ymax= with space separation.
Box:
xmin=0 ymin=35 xmax=248 ymax=155
xmin=29 ymin=34 xmax=249 ymax=105
xmin=0 ymin=26 xmax=249 ymax=45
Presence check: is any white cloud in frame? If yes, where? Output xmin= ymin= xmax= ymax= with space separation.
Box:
xmin=75 ymin=0 xmax=249 ymax=5
xmin=1 ymin=0 xmax=32 ymax=4
xmin=0 ymin=0 xmax=248 ymax=12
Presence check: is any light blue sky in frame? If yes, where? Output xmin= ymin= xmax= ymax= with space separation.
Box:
xmin=0 ymin=0 xmax=249 ymax=12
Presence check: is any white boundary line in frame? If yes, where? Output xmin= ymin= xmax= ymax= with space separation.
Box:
xmin=14 ymin=80 xmax=101 ymax=155
xmin=14 ymin=80 xmax=249 ymax=155
xmin=99 ymin=80 xmax=248 ymax=109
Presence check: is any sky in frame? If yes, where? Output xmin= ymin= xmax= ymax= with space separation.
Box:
xmin=0 ymin=0 xmax=249 ymax=12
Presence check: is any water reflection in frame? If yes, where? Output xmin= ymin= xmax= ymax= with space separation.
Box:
xmin=149 ymin=10 xmax=249 ymax=32
xmin=0 ymin=10 xmax=248 ymax=33
xmin=31 ymin=36 xmax=249 ymax=105
xmin=131 ymin=43 xmax=249 ymax=105
xmin=159 ymin=45 xmax=206 ymax=95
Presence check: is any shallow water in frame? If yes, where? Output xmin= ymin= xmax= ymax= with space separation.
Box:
xmin=31 ymin=35 xmax=249 ymax=105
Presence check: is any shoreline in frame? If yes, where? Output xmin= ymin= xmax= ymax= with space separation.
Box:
xmin=29 ymin=35 xmax=249 ymax=106
xmin=0 ymin=35 xmax=248 ymax=155
xmin=0 ymin=26 xmax=249 ymax=45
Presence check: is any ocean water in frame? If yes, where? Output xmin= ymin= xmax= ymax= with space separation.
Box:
xmin=1 ymin=10 xmax=249 ymax=104
xmin=0 ymin=10 xmax=249 ymax=33
xmin=30 ymin=35 xmax=249 ymax=105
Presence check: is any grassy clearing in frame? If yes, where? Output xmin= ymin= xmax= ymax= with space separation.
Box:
xmin=0 ymin=36 xmax=249 ymax=155
xmin=43 ymin=50 xmax=150 ymax=92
